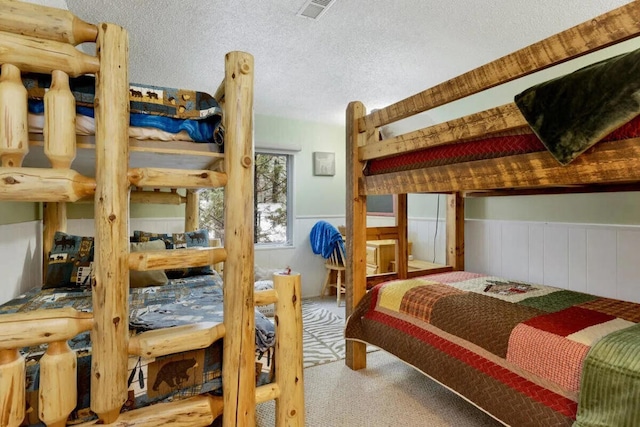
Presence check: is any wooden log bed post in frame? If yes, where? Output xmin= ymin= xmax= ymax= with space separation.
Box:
xmin=446 ymin=192 xmax=464 ymax=270
xmin=395 ymin=194 xmax=409 ymax=280
xmin=273 ymin=272 xmax=305 ymax=426
xmin=42 ymin=202 xmax=67 ymax=280
xmin=91 ymin=22 xmax=129 ymax=423
xmin=221 ymin=51 xmax=255 ymax=427
xmin=185 ymin=189 xmax=199 ymax=232
xmin=345 ymin=101 xmax=368 ymax=370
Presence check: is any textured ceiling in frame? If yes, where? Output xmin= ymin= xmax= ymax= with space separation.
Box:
xmin=57 ymin=1 xmax=634 ymax=125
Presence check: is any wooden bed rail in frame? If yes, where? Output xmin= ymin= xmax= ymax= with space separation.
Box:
xmin=128 ymin=168 xmax=227 ymax=189
xmin=0 ymin=1 xmax=98 ymax=45
xmin=129 ymin=322 xmax=226 ymax=358
xmin=75 ymin=395 xmax=224 ymax=427
xmin=360 ymin=103 xmax=527 ymax=162
xmin=129 ymin=246 xmax=227 ymax=271
xmin=359 ymin=1 xmax=640 ymax=132
xmin=363 ymin=137 xmax=640 ymax=194
xmin=0 ymin=308 xmax=93 ymax=427
xmin=0 ymin=31 xmax=99 ymax=77
xmin=0 ymin=167 xmax=95 ymax=202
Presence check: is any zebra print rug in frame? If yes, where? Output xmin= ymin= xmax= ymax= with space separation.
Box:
xmin=302 ymin=301 xmax=378 ymax=368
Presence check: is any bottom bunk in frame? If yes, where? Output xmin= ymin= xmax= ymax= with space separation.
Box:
xmin=345 ymin=271 xmax=640 ymax=427
xmin=0 ymin=273 xmax=275 ymax=425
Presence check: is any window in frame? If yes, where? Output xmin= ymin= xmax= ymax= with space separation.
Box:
xmin=199 ymin=152 xmax=293 ymax=246
xmin=367 ymin=195 xmax=395 ymax=216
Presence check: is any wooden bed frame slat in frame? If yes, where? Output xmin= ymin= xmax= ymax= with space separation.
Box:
xmin=128 ymin=167 xmax=227 ymax=189
xmin=0 ymin=349 xmax=24 ymax=427
xmin=363 ymin=138 xmax=640 ymax=194
xmin=0 ymin=308 xmax=93 ymax=350
xmin=40 ymin=341 xmax=77 ymax=427
xmin=360 ymin=103 xmax=528 ymax=161
xmin=128 ymin=246 xmax=226 ymax=271
xmin=0 ymin=30 xmax=99 ymax=77
xmin=0 ymin=1 xmax=97 ymax=45
xmin=74 ymin=395 xmax=224 ymax=427
xmin=0 ymin=167 xmax=95 ymax=202
xmin=128 ymin=322 xmax=226 ymax=358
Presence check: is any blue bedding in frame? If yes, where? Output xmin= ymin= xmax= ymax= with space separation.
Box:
xmin=0 ymin=273 xmax=274 ymax=424
xmin=23 ymin=73 xmax=224 ymax=145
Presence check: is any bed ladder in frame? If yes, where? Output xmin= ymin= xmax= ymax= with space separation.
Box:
xmin=124 ymin=52 xmax=305 ymax=426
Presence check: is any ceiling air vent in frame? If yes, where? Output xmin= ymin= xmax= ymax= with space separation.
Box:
xmin=297 ymin=0 xmax=336 ymax=20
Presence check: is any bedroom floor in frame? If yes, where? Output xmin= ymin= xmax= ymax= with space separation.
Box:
xmin=303 ymin=295 xmax=346 ymax=319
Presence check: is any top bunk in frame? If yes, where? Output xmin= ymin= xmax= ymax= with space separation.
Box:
xmin=0 ymin=1 xmax=232 ymax=203
xmin=347 ymin=1 xmax=640 ymax=197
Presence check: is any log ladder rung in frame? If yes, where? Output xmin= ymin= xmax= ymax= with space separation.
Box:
xmin=128 ymin=167 xmax=227 ymax=190
xmin=128 ymin=247 xmax=227 ymax=271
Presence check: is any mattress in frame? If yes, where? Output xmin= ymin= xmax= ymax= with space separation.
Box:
xmin=0 ymin=274 xmax=275 ymax=425
xmin=367 ymin=115 xmax=640 ymax=176
xmin=23 ymin=74 xmax=223 ymax=146
xmin=345 ymin=271 xmax=640 ymax=427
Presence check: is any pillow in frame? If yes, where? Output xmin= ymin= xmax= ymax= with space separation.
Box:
xmin=129 ymin=240 xmax=169 ymax=288
xmin=44 ymin=231 xmax=94 ymax=290
xmin=133 ymin=229 xmax=214 ymax=279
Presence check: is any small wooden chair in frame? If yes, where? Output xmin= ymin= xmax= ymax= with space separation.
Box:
xmin=320 ymin=242 xmax=346 ymax=306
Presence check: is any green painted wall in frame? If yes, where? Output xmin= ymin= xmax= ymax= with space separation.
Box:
xmin=255 ymin=114 xmax=346 ymax=217
xmin=0 ymin=201 xmax=39 ymax=225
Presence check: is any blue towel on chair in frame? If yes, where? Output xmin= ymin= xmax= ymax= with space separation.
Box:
xmin=310 ymin=221 xmax=345 ymax=261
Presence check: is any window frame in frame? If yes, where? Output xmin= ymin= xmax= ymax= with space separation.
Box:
xmin=254 ymin=149 xmax=294 ymax=247
xmin=366 ymin=194 xmax=396 ymax=217
xmin=197 ymin=149 xmax=295 ymax=248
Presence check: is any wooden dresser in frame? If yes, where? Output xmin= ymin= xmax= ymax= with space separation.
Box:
xmin=365 ymin=240 xmax=412 ymax=275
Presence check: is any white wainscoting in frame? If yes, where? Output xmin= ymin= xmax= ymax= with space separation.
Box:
xmin=465 ymin=219 xmax=640 ymax=303
xmin=5 ymin=217 xmax=639 ymax=304
xmin=255 ymin=216 xmax=347 ymax=299
xmin=0 ymin=220 xmax=42 ymax=304
xmin=0 ymin=218 xmax=186 ymax=305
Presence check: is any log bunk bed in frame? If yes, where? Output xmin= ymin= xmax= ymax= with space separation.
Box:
xmin=0 ymin=2 xmax=304 ymax=427
xmin=345 ymin=3 xmax=640 ymax=427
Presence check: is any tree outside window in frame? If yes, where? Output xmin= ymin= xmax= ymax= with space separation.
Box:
xmin=199 ymin=152 xmax=292 ymax=245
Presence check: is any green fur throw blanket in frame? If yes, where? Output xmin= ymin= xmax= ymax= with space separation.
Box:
xmin=515 ymin=47 xmax=640 ymax=165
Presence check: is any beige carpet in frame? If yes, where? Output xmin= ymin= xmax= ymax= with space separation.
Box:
xmin=256 ymin=349 xmax=504 ymax=427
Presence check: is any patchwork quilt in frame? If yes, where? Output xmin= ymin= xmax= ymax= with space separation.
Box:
xmin=345 ymin=271 xmax=640 ymax=427
xmin=0 ymin=274 xmax=275 ymax=425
